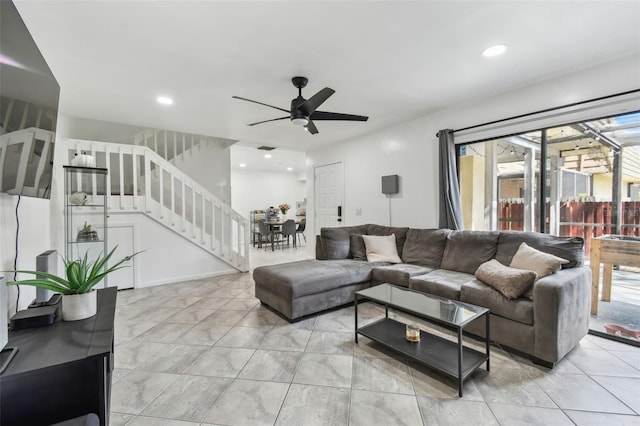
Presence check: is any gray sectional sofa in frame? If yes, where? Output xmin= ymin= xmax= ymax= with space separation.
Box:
xmin=253 ymin=224 xmax=592 ymax=366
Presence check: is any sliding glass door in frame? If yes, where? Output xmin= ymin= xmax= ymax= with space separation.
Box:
xmin=459 ymin=112 xmax=640 ymax=345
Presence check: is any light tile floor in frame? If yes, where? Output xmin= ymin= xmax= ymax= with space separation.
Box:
xmin=110 ymin=246 xmax=640 ymax=426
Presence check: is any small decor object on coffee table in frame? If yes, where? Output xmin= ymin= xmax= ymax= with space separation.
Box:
xmin=278 ymin=203 xmax=290 ymax=216
xmin=406 ymin=324 xmax=420 ymax=342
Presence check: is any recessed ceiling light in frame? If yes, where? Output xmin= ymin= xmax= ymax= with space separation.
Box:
xmin=156 ymin=96 xmax=173 ymax=105
xmin=287 ymin=167 xmax=293 ymax=171
xmin=481 ymin=44 xmax=508 ymax=58
xmin=264 ymin=154 xmax=272 ymax=159
xmin=239 ymin=163 xmax=246 ymax=168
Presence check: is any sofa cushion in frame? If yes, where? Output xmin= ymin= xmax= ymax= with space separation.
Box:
xmin=440 ymin=230 xmax=500 ymax=274
xmin=401 ymin=228 xmax=451 ymax=267
xmin=350 ymin=234 xmax=367 ymax=260
xmin=461 ymin=279 xmax=534 ymax=325
xmin=253 ymin=259 xmax=374 ymax=298
xmin=510 ymin=242 xmax=569 ymax=279
xmin=475 ymin=259 xmax=537 ymax=299
xmin=362 ymin=234 xmax=402 ymax=263
xmin=320 ymin=225 xmax=368 ymax=259
xmin=367 ymin=224 xmax=410 ymax=257
xmin=372 ymin=264 xmax=435 ymax=287
xmin=408 ymin=269 xmax=475 ymax=300
xmin=495 ymin=231 xmax=584 ymax=268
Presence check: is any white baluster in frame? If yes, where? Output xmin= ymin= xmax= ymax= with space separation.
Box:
xmin=118 ymin=146 xmax=125 ymax=209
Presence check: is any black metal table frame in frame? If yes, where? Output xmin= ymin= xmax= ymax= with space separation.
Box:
xmin=354 ymin=287 xmax=490 ymax=397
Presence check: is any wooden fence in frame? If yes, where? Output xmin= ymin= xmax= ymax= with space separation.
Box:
xmin=498 ymin=201 xmax=640 ymax=255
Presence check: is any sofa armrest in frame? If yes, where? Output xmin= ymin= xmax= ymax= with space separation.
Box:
xmin=533 ymin=266 xmax=591 ymax=363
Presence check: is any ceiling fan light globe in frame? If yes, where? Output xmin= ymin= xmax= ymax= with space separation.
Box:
xmin=291 ymin=117 xmax=309 ymax=126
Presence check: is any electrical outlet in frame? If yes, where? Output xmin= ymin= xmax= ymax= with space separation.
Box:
xmin=356 ymin=208 xmax=362 ymax=216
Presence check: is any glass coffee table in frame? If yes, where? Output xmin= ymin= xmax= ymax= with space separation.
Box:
xmin=354 ymin=283 xmax=490 ymax=397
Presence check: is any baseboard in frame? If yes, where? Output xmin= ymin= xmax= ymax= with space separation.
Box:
xmin=135 ymin=269 xmax=240 ymax=288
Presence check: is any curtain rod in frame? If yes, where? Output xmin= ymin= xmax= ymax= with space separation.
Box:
xmin=435 ymin=88 xmax=640 ymax=138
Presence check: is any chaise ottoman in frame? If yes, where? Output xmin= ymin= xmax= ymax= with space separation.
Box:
xmin=253 ymin=259 xmax=374 ymax=320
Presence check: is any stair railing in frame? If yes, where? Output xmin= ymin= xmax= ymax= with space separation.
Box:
xmin=67 ymin=139 xmax=249 ymax=272
xmin=132 ymin=129 xmax=235 ymax=164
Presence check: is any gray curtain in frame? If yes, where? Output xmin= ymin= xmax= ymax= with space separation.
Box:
xmin=438 ymin=129 xmax=464 ymax=230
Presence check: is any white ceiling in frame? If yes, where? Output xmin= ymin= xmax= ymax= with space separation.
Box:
xmin=230 ymin=145 xmax=307 ymax=173
xmin=13 ymin=1 xmax=640 ymax=151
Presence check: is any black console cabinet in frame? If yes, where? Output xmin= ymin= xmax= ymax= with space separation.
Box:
xmin=1 ymin=288 xmax=116 ymax=426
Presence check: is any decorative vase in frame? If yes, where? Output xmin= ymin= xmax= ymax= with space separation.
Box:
xmin=71 ymin=153 xmax=96 ymax=168
xmin=62 ymin=291 xmax=97 ymax=321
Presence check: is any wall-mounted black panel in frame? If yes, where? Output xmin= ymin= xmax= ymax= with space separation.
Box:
xmin=382 ymin=175 xmax=399 ymax=194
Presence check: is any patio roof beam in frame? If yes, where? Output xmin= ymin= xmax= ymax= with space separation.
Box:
xmin=598 ymin=121 xmax=640 ymax=133
xmin=505 ymin=135 xmax=560 ymax=157
xmin=573 ymin=123 xmax=621 ymax=151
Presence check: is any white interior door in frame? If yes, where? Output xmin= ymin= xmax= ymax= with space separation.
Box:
xmin=315 ymin=162 xmax=344 ymax=235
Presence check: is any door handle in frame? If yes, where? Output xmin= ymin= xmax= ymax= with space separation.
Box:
xmin=337 ymin=205 xmax=342 ymax=222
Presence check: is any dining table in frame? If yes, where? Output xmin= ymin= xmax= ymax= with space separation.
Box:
xmin=264 ymin=220 xmax=303 ymax=251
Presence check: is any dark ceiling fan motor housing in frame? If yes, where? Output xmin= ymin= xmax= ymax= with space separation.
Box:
xmin=232 ymin=76 xmax=368 ymax=135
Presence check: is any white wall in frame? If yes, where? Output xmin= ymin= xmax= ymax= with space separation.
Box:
xmin=231 ymin=169 xmax=305 ymax=220
xmin=0 ymin=194 xmax=52 ymax=314
xmin=305 ymin=54 xmax=640 ymax=252
xmin=108 ymin=213 xmax=235 ymax=287
xmin=176 ymin=145 xmax=232 ymax=204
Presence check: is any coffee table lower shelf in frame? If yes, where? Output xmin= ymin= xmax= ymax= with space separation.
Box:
xmin=358 ymin=318 xmax=488 ymax=384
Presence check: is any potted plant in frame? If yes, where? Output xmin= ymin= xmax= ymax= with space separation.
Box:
xmin=6 ymin=247 xmax=141 ymax=321
xmin=77 ymin=221 xmax=99 ymax=241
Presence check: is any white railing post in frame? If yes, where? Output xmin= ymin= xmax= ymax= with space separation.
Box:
xmin=118 ymin=146 xmax=125 ymax=209
xmin=132 ymin=148 xmax=138 ymax=210
xmin=158 ymin=165 xmax=164 ymax=219
xmin=144 ymin=155 xmax=151 ymax=213
xmin=191 ymin=187 xmax=196 ymax=238
xmin=201 ymin=193 xmax=206 ymax=244
xmin=153 ymin=131 xmax=158 ymax=155
xmin=181 ymin=181 xmax=187 ymax=232
xmin=103 ymin=143 xmax=111 ymax=209
xmin=170 ymin=171 xmax=175 ymax=226
xmin=172 ymin=132 xmax=177 ymax=162
xmin=163 ymin=130 xmax=168 ymax=160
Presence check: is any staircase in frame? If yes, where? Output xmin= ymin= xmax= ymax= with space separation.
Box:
xmin=132 ymin=129 xmax=235 ymax=165
xmin=67 ymin=139 xmax=249 ymax=272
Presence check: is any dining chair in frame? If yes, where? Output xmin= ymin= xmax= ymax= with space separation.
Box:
xmin=296 ymin=218 xmax=306 ymax=246
xmin=257 ymin=220 xmax=275 ymax=250
xmin=281 ymin=219 xmax=297 ymax=248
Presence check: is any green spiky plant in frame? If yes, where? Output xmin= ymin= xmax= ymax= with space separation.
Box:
xmin=6 ymin=247 xmax=142 ymax=295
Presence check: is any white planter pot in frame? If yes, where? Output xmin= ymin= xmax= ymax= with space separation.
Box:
xmin=62 ymin=291 xmax=97 ymax=321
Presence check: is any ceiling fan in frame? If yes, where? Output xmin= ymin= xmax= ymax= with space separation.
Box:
xmin=232 ymin=77 xmax=368 ymax=135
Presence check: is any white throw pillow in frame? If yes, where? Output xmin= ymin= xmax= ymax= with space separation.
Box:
xmin=362 ymin=234 xmax=402 ymax=263
xmin=510 ymin=242 xmax=569 ymax=279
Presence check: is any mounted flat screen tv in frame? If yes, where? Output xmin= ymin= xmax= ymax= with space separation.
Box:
xmin=0 ymin=0 xmax=60 ymax=199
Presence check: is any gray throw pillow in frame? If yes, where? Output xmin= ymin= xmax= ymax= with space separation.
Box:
xmin=440 ymin=230 xmax=499 ymax=274
xmin=320 ymin=225 xmax=368 ymax=259
xmin=350 ymin=234 xmax=367 ymax=260
xmin=475 ymin=259 xmax=537 ymax=300
xmin=402 ymin=228 xmax=450 ymax=267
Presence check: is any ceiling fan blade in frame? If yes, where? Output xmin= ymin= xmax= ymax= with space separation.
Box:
xmin=310 ymin=111 xmax=369 ymax=122
xmin=232 ymin=96 xmax=290 ymax=113
xmin=298 ymin=88 xmax=335 ymax=116
xmin=305 ymin=120 xmax=319 ymax=134
xmin=247 ymin=116 xmax=290 ymax=126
